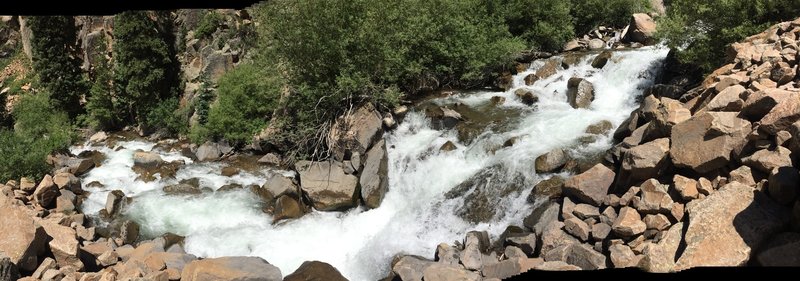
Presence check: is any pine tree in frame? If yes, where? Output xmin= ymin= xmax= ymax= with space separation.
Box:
xmin=27 ymin=16 xmax=87 ymax=119
xmin=113 ymin=11 xmax=178 ymax=125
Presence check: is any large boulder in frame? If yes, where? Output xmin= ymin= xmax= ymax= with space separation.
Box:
xmin=33 ymin=174 xmax=60 ymax=208
xmin=284 ymin=261 xmax=347 ymax=281
xmin=639 ymin=222 xmax=684 ymax=272
xmin=625 ymin=13 xmax=657 ymax=44
xmin=566 ymin=78 xmax=594 ymax=109
xmin=133 ymin=151 xmax=164 ymax=168
xmin=328 ymin=102 xmax=383 ymax=161
xmin=181 ymin=256 xmax=282 ymax=281
xmin=295 ymin=161 xmax=359 ymax=211
xmin=360 ymin=139 xmax=389 ymax=209
xmin=621 ymin=138 xmax=670 ymax=182
xmin=0 ymin=205 xmax=46 ymax=271
xmin=196 ymin=142 xmax=222 ymax=162
xmin=392 ymin=255 xmax=434 ymax=281
xmin=741 ymin=146 xmax=793 ymax=174
xmin=39 ymin=219 xmax=83 ymax=270
xmin=767 ymin=167 xmax=799 ymax=205
xmin=263 ymin=173 xmax=299 ymax=199
xmin=273 ymin=195 xmax=307 ymax=222
xmin=674 ymin=182 xmax=789 ymax=269
xmin=563 ymin=164 xmax=615 ymax=206
xmin=534 ymin=148 xmax=567 ymax=173
xmin=670 ymin=112 xmax=751 ymax=173
xmin=759 ymin=95 xmax=800 ymax=135
xmin=422 ymin=263 xmax=480 ymax=281
xmin=741 ymin=88 xmax=792 ymax=121
xmin=705 ymin=84 xmax=746 ymax=112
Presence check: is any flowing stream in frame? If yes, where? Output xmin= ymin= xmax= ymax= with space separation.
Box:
xmin=71 ymin=46 xmax=668 ymax=280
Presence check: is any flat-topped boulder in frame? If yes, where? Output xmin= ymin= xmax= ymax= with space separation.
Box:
xmin=295 ymin=161 xmax=359 ymax=211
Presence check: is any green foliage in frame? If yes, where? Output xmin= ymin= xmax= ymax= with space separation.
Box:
xmin=0 ymin=92 xmax=75 ymax=182
xmin=144 ymin=97 xmax=188 ymax=135
xmin=571 ymin=0 xmax=651 ymax=35
xmin=27 ymin=16 xmax=88 ymax=119
xmin=191 ymin=63 xmax=281 ymax=145
xmin=82 ymin=35 xmax=119 ymax=130
xmin=256 ymin=0 xmax=524 ymax=157
xmin=113 ymin=11 xmax=180 ymax=126
xmin=195 ymin=11 xmax=222 ymax=39
xmin=194 ymin=79 xmax=214 ymax=125
xmin=658 ymin=0 xmax=800 ymax=71
xmin=487 ymin=0 xmax=575 ymax=51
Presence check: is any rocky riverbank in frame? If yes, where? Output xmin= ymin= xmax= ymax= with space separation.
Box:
xmin=383 ymin=17 xmax=800 ymax=280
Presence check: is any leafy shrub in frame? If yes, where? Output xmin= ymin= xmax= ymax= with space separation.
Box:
xmin=192 ymin=63 xmax=281 ymax=145
xmin=488 ymin=0 xmax=575 ymax=51
xmin=144 ymin=97 xmax=188 ymax=135
xmin=571 ymin=0 xmax=651 ymax=35
xmin=83 ymin=35 xmax=118 ymax=130
xmin=0 ymin=91 xmax=75 ymax=182
xmin=195 ymin=11 xmax=222 ymax=39
xmin=658 ymin=0 xmax=800 ymax=71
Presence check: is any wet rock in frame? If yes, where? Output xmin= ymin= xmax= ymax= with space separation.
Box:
xmin=0 ymin=204 xmax=46 ymax=271
xmin=422 ymin=263 xmax=479 ymax=281
xmin=328 ymin=103 xmax=383 ymax=161
xmin=609 ymin=244 xmax=640 ymax=268
xmin=670 ymin=112 xmax=751 ymax=173
xmin=585 ymin=120 xmax=613 ymax=135
xmin=436 ymin=243 xmax=460 ymax=265
xmin=767 ymin=167 xmax=799 ymax=205
xmin=741 ymin=146 xmax=792 ymax=174
xmin=490 ymin=96 xmax=506 ymax=105
xmin=40 ymin=219 xmax=83 ymax=270
xmin=673 ymin=174 xmax=699 ymax=200
xmin=591 ymin=51 xmax=613 ymax=69
xmin=295 ymin=161 xmax=359 ymax=211
xmin=535 ymin=148 xmax=567 ymax=173
xmin=439 ymin=141 xmax=457 ymax=152
xmin=425 ymin=106 xmax=464 ymax=130
xmin=220 ymin=166 xmax=239 ymax=177
xmin=162 ymin=183 xmax=202 ymax=195
xmin=566 ymin=78 xmax=595 ymax=109
xmin=563 ymin=164 xmax=615 ymax=206
xmin=273 ymin=195 xmax=307 ymax=222
xmin=514 ymin=89 xmax=538 ymax=106
xmin=284 ymin=261 xmax=347 ymax=281
xmin=133 ymin=151 xmax=164 ymax=168
xmin=105 ymin=190 xmax=125 ymax=216
xmin=120 ymin=220 xmax=140 ymax=245
xmin=264 ymin=173 xmax=298 ymax=198
xmin=529 ymin=176 xmax=564 ymax=201
xmin=181 ymin=256 xmax=282 ymax=281
xmin=639 ymin=222 xmax=684 ymax=272
xmin=675 ymin=182 xmax=789 ymax=269
xmin=612 ymin=207 xmax=646 ymax=238
xmin=33 ymin=174 xmax=60 ymax=208
xmin=460 ymin=231 xmax=490 ymax=271
xmin=621 ymin=138 xmax=670 ymax=182
xmin=392 ymin=255 xmax=434 ymax=281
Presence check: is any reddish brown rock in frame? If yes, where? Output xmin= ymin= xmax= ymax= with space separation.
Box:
xmin=670 ymin=112 xmax=751 ymax=173
xmin=563 ymin=164 xmax=615 ymax=206
xmin=0 ymin=205 xmax=46 ymax=271
xmin=760 ymin=95 xmax=800 ymax=135
xmin=181 ymin=256 xmax=282 ymax=281
xmin=673 ymin=174 xmax=699 ymax=200
xmin=612 ymin=207 xmax=646 ymax=238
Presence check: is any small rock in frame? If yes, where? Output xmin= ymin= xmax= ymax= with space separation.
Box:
xmin=440 ymin=141 xmax=457 ymax=152
xmin=673 ymin=174 xmax=699 ymax=200
xmin=591 ymin=223 xmax=612 ymax=240
xmin=612 ymin=207 xmax=646 ymax=238
xmin=564 ymin=218 xmax=590 ymax=241
xmin=609 ymin=244 xmax=640 ymax=268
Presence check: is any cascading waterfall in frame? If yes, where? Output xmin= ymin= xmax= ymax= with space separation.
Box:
xmin=71 ymin=46 xmax=668 ymax=280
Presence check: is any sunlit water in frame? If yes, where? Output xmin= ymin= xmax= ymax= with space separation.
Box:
xmin=72 ymin=46 xmax=668 ymax=280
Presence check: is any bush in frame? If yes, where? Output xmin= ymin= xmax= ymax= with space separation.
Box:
xmin=26 ymin=16 xmax=88 ymax=119
xmin=658 ymin=0 xmax=800 ymax=71
xmin=488 ymin=0 xmax=575 ymax=51
xmin=192 ymin=63 xmax=281 ymax=145
xmin=571 ymin=0 xmax=651 ymax=35
xmin=83 ymin=35 xmax=118 ymax=130
xmin=145 ymin=97 xmax=188 ymax=135
xmin=195 ymin=11 xmax=222 ymax=39
xmin=255 ymin=0 xmax=524 ymax=158
xmin=0 ymin=92 xmax=75 ymax=182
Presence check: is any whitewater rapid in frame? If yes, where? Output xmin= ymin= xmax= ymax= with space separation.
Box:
xmin=72 ymin=46 xmax=668 ymax=280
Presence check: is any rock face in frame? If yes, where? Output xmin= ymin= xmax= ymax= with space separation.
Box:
xmin=563 ymin=164 xmax=615 ymax=206
xmin=675 ymin=182 xmax=788 ymax=269
xmin=295 ymin=161 xmax=359 ymax=211
xmin=284 ymin=261 xmax=347 ymax=281
xmin=181 ymin=256 xmax=282 ymax=281
xmin=360 ymin=139 xmax=389 ymax=209
xmin=566 ymin=78 xmax=594 ymax=109
xmin=328 ymin=102 xmax=383 ymax=161
xmin=670 ymin=112 xmax=751 ymax=173
xmin=0 ymin=205 xmax=46 ymax=271
xmin=625 ymin=13 xmax=657 ymax=44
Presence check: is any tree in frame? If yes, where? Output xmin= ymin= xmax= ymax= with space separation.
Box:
xmin=487 ymin=0 xmax=575 ymax=51
xmin=659 ymin=0 xmax=800 ymax=71
xmin=113 ymin=11 xmax=179 ymax=125
xmin=27 ymin=16 xmax=87 ymax=118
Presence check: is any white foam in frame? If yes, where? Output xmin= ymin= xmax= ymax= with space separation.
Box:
xmin=75 ymin=46 xmax=668 ymax=280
